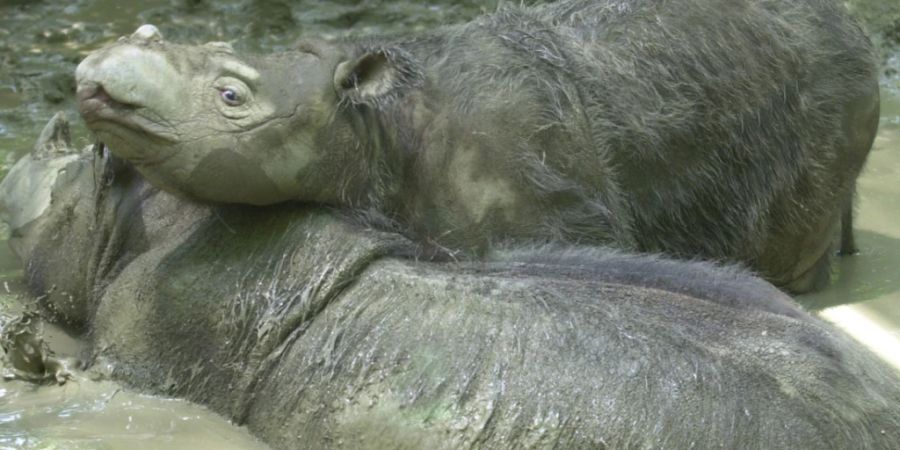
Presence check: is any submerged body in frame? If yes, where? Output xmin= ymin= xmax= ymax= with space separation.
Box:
xmin=75 ymin=0 xmax=880 ymax=292
xmin=1 ymin=116 xmax=899 ymax=449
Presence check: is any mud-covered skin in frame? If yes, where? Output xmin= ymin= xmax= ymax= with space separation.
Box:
xmin=1 ymin=116 xmax=899 ymax=449
xmin=75 ymin=0 xmax=879 ymax=293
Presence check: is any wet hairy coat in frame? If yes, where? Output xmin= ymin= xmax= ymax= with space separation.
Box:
xmin=75 ymin=0 xmax=879 ymax=293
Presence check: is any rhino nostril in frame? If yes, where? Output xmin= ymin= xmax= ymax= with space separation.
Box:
xmin=131 ymin=24 xmax=163 ymax=44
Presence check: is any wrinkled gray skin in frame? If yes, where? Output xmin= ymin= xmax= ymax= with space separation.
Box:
xmin=2 ymin=115 xmax=899 ymax=449
xmin=75 ymin=0 xmax=880 ymax=293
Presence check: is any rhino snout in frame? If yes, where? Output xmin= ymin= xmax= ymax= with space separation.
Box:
xmin=75 ymin=43 xmax=183 ymax=120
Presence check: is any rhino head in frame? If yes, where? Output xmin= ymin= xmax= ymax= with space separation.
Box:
xmin=75 ymin=25 xmax=412 ymax=206
xmin=0 ymin=114 xmax=99 ymax=325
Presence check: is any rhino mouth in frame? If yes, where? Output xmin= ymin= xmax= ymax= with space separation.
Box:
xmin=77 ymin=82 xmax=176 ymax=145
xmin=77 ymin=82 xmax=138 ymax=122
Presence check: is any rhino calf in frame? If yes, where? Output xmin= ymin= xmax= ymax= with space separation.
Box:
xmin=75 ymin=0 xmax=880 ymax=292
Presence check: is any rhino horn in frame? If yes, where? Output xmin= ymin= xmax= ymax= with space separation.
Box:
xmin=131 ymin=24 xmax=164 ymax=44
xmin=32 ymin=112 xmax=73 ymax=159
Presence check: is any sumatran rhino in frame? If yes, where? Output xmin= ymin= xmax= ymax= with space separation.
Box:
xmin=73 ymin=0 xmax=880 ymax=293
xmin=2 ymin=114 xmax=899 ymax=449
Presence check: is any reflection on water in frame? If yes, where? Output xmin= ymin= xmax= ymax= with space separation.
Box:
xmin=801 ymin=92 xmax=900 ymax=370
xmin=0 ymin=377 xmax=269 ymax=450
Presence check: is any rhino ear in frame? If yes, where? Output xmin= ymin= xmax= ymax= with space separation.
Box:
xmin=333 ymin=49 xmax=420 ymax=106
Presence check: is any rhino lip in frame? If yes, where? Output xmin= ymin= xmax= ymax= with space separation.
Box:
xmin=77 ymin=82 xmax=138 ymax=121
xmin=77 ymin=82 xmax=175 ymax=144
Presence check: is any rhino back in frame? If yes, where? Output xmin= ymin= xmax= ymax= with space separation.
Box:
xmin=252 ymin=259 xmax=899 ymax=449
xmin=358 ymin=0 xmax=876 ymax=284
xmin=75 ymin=196 xmax=899 ymax=449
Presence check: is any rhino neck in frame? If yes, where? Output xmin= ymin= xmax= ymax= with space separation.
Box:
xmin=325 ymin=96 xmax=421 ymax=218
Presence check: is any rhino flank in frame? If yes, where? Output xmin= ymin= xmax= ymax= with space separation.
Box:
xmin=74 ymin=0 xmax=879 ymax=293
xmin=1 ymin=115 xmax=898 ymax=449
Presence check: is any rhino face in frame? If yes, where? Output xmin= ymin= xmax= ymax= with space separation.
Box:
xmin=75 ymin=25 xmax=338 ymax=205
xmin=0 ymin=114 xmax=104 ymax=325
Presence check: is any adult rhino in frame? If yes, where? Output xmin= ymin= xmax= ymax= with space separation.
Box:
xmin=74 ymin=0 xmax=880 ymax=293
xmin=1 ymin=115 xmax=898 ymax=449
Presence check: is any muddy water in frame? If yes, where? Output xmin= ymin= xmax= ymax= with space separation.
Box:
xmin=801 ymin=89 xmax=900 ymax=370
xmin=0 ymin=377 xmax=271 ymax=450
xmin=0 ymin=293 xmax=271 ymax=446
xmin=0 ymin=0 xmax=899 ymax=448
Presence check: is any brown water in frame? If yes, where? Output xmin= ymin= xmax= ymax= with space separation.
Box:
xmin=0 ymin=378 xmax=270 ymax=450
xmin=0 ymin=284 xmax=270 ymax=448
xmin=801 ymin=89 xmax=900 ymax=370
xmin=0 ymin=0 xmax=899 ymax=448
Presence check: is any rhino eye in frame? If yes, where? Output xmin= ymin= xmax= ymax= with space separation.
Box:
xmin=220 ymin=88 xmax=242 ymax=106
